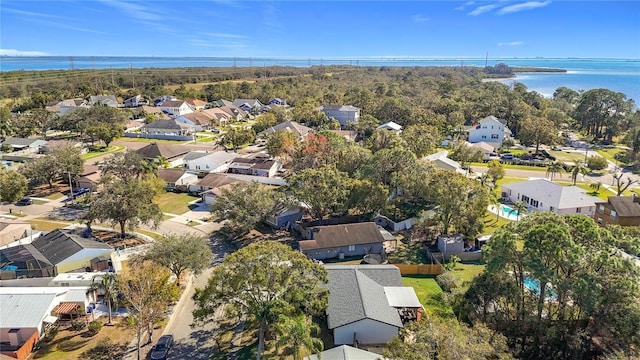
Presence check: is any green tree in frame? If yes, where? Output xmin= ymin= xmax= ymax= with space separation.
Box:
xmin=192 ymin=241 xmax=328 ymax=360
xmin=449 ymin=141 xmax=483 ymax=168
xmin=22 ymin=141 xmax=83 ymax=188
xmin=574 ymin=88 xmax=632 ymax=142
xmin=486 ymin=160 xmax=505 ymax=184
xmin=252 ymin=112 xmax=278 ymax=133
xmin=287 ymin=166 xmax=351 ymax=221
xmin=546 ymin=161 xmax=564 ymax=181
xmin=367 ymin=129 xmax=404 ymax=153
xmin=265 ymin=129 xmax=299 ymax=160
xmin=100 ymin=151 xmax=156 ymax=180
xmin=586 ymin=155 xmax=608 ymax=170
xmin=220 ymin=127 xmax=256 ymax=150
xmin=517 ymin=116 xmax=557 ymax=154
xmin=88 ymin=273 xmax=118 ymax=325
xmin=84 ymin=177 xmax=162 ymax=238
xmin=383 ymin=316 xmax=513 ymax=360
xmin=87 ymin=123 xmax=124 ymax=147
xmin=141 ymin=233 xmax=214 ymax=286
xmin=211 ymin=182 xmax=295 ymax=235
xmin=0 ymin=107 xmax=13 ymax=142
xmin=346 ymin=178 xmax=389 ymax=218
xmin=274 ymin=314 xmax=323 ymax=360
xmin=513 ymin=200 xmax=528 ymax=220
xmin=570 ymin=161 xmax=589 ymax=185
xmin=401 ymin=124 xmax=441 ymax=157
xmin=0 ymin=169 xmax=28 ymax=203
xmin=119 ymin=261 xmax=179 ymax=360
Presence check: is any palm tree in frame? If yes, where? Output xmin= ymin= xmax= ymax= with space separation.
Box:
xmin=513 ymin=201 xmax=528 ymax=221
xmin=489 ymin=193 xmax=502 ymax=222
xmin=155 ymin=155 xmax=170 ymax=169
xmin=89 ymin=273 xmax=118 ymax=325
xmin=275 ymin=314 xmax=323 ymax=360
xmin=478 ymin=173 xmax=494 ymax=191
xmin=546 ymin=161 xmax=564 ymax=181
xmin=570 ymin=161 xmax=589 ymax=185
xmin=589 ymin=181 xmax=602 ymax=195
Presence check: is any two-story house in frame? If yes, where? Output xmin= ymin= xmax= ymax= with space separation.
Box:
xmin=467 ymin=116 xmax=512 ymax=148
xmin=318 ymin=105 xmax=360 ymax=129
xmin=593 ymin=195 xmax=640 ymax=226
xmin=160 ymin=100 xmax=193 ymax=118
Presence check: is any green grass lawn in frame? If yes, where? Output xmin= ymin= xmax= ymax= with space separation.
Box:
xmin=80 ymin=145 xmax=126 ymax=160
xmin=481 ymin=212 xmax=512 ymax=235
xmin=449 ymin=263 xmax=486 ymax=290
xmin=154 ymin=192 xmax=199 ymax=214
xmin=471 ymin=162 xmax=548 ymax=172
xmin=597 ymin=147 xmax=629 ymax=165
xmin=402 ymin=275 xmax=455 ymax=318
xmin=548 ymin=150 xmax=588 ymax=163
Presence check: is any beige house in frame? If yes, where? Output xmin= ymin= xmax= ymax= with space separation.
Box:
xmin=0 ymin=220 xmax=32 ymax=247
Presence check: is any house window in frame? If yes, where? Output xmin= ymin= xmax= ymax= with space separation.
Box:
xmin=482 ymin=125 xmax=487 ymax=129
xmin=550 ymin=206 xmax=555 ymax=212
xmin=530 ymin=199 xmax=539 ymax=208
xmin=348 ymin=245 xmax=356 ymax=251
xmin=610 ymin=210 xmax=617 ymax=219
xmin=598 ymin=205 xmax=604 ymax=214
xmin=576 ymin=207 xmax=581 ymax=213
xmin=482 ymin=135 xmax=487 ymax=139
xmin=597 ymin=217 xmax=603 ymax=224
xmin=491 ymin=134 xmax=499 ymax=139
xmin=522 ymin=195 xmax=530 ymax=203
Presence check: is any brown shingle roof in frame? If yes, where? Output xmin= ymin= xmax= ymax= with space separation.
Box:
xmin=299 ymin=222 xmax=385 ymax=251
xmin=158 ymin=168 xmax=187 ymax=183
xmin=181 ymin=112 xmax=213 ymax=126
xmin=161 ymin=100 xmax=187 ymax=108
xmin=186 ymin=99 xmax=208 ymax=107
xmin=135 ymin=143 xmax=190 ymax=160
xmin=603 ymin=196 xmax=640 ymax=217
xmin=196 ymin=173 xmax=239 ymax=189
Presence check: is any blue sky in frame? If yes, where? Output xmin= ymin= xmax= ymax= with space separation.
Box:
xmin=1 ymin=1 xmax=639 ymax=58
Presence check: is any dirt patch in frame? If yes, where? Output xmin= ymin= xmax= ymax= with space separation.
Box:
xmin=92 ymin=230 xmax=148 ymax=248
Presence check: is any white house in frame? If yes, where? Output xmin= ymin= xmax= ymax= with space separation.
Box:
xmin=423 ymin=150 xmax=467 ymax=174
xmin=232 ymin=99 xmax=264 ymax=114
xmin=182 ymin=151 xmax=239 ymax=173
xmin=89 ymin=95 xmax=118 ymax=108
xmin=501 ymin=179 xmax=601 ymax=216
xmin=160 ymin=100 xmax=194 ymax=118
xmin=318 ymin=105 xmax=360 ymax=129
xmin=467 ymin=116 xmax=511 ymax=148
xmin=468 ymin=141 xmax=497 ymax=160
xmin=325 ymin=265 xmax=422 ymax=346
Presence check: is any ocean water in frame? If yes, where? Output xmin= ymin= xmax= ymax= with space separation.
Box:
xmin=1 ymin=56 xmax=638 ymax=103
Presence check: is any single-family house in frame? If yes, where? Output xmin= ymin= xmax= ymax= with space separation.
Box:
xmin=269 ymin=98 xmax=288 ymax=107
xmin=76 ymin=165 xmax=101 ymax=191
xmin=304 ymin=345 xmax=383 ymax=360
xmin=157 ymin=169 xmax=199 ymax=192
xmin=422 ymin=150 xmax=466 ymax=174
xmin=212 ymin=99 xmax=234 ymax=107
xmin=202 ymin=108 xmax=232 ymax=126
xmin=220 ymin=105 xmax=250 ymax=121
xmin=328 ymin=130 xmax=359 ymax=143
xmin=466 ymin=116 xmax=512 ymax=148
xmin=137 ymin=105 xmax=165 ymax=118
xmin=0 ymin=220 xmax=32 ymax=247
xmin=257 ymin=121 xmax=313 ymax=141
xmin=318 ymin=105 xmax=360 ymax=129
xmin=183 ymin=151 xmax=238 ymax=174
xmin=377 ymin=121 xmax=403 ymax=132
xmin=89 ymin=95 xmax=118 ymax=108
xmin=124 ymin=95 xmax=145 ymax=108
xmin=185 ymin=98 xmax=208 ymax=111
xmin=265 ymin=207 xmax=307 ymax=229
xmin=45 ymin=98 xmax=89 ymax=115
xmin=325 ymin=265 xmax=422 ymax=346
xmin=227 ymin=156 xmax=281 ymax=177
xmin=188 ymin=173 xmax=240 ymax=202
xmin=153 ymin=95 xmax=176 ymax=106
xmin=140 ymin=119 xmax=196 ymax=140
xmin=175 ymin=112 xmax=213 ymax=131
xmin=160 ymin=100 xmax=193 ymax=118
xmin=135 ymin=143 xmax=190 ymax=167
xmin=469 ymin=141 xmax=497 ymax=160
xmin=233 ymin=99 xmax=264 ymax=114
xmin=1 ymin=137 xmax=47 ymax=153
xmin=594 ymin=195 xmax=640 ymax=226
xmin=298 ymin=222 xmax=386 ymax=261
xmin=501 ymin=179 xmax=601 ymax=216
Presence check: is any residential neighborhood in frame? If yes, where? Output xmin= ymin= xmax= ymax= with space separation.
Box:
xmin=1 ymin=64 xmax=639 ymax=360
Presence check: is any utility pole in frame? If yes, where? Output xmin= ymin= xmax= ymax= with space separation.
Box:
xmin=130 ymin=62 xmax=135 ymax=89
xmin=68 ymin=172 xmax=74 ymax=204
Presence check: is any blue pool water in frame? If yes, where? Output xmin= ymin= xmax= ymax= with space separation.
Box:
xmin=500 ymin=205 xmax=518 ymax=215
xmin=524 ymin=277 xmax=557 ymax=300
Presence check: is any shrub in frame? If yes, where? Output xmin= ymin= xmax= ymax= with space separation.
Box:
xmin=81 ymin=338 xmax=126 ymax=360
xmin=87 ymin=320 xmax=102 ymax=336
xmin=42 ymin=327 xmax=59 ymax=342
xmin=587 ymin=155 xmax=608 ymax=170
xmin=436 ymin=271 xmax=457 ymax=292
xmin=71 ymin=320 xmax=86 ymax=331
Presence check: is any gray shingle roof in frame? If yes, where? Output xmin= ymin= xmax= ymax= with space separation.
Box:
xmin=299 ymin=223 xmax=386 ymax=251
xmin=304 ymin=345 xmax=383 ymax=360
xmin=320 ymin=105 xmax=360 ymax=112
xmin=0 ymin=293 xmax=57 ymax=328
xmin=325 ymin=265 xmax=403 ymax=330
xmin=258 ymin=121 xmax=313 ymax=138
xmin=135 ymin=143 xmax=190 ymax=160
xmin=31 ymin=229 xmax=112 ymax=265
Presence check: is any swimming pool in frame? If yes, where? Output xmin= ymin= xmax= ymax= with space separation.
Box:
xmin=500 ymin=205 xmax=518 ymax=216
xmin=524 ymin=277 xmax=557 ymax=300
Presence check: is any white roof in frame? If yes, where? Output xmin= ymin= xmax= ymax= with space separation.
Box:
xmin=52 ymin=272 xmax=106 ymax=282
xmin=0 ymin=293 xmax=56 ymax=328
xmin=377 ymin=121 xmax=403 ymax=131
xmin=503 ymin=179 xmax=600 ymax=209
xmin=384 ymin=286 xmax=423 ymax=308
xmin=64 ymin=289 xmax=88 ymax=302
xmin=424 ymin=150 xmax=464 ymax=172
xmin=304 ymin=345 xmax=384 ymax=360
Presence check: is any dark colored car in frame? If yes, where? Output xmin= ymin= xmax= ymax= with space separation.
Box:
xmin=150 ymin=334 xmax=173 ymax=360
xmin=16 ymin=197 xmax=33 ymax=206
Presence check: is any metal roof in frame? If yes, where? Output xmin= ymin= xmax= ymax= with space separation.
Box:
xmin=0 ymin=293 xmax=56 ymax=328
xmin=304 ymin=345 xmax=383 ymax=360
xmin=384 ymin=287 xmax=423 ymax=308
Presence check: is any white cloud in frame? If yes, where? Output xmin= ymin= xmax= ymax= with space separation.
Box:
xmin=202 ymin=32 xmax=248 ymax=39
xmin=1 ymin=7 xmax=61 ymax=19
xmin=411 ymin=14 xmax=429 ymax=23
xmin=98 ymin=0 xmax=162 ymax=21
xmin=498 ymin=1 xmax=551 ymax=14
xmin=455 ymin=1 xmax=475 ymax=11
xmin=468 ymin=4 xmax=499 ymax=16
xmin=498 ymin=41 xmax=524 ymax=46
xmin=0 ymin=48 xmax=49 ymax=56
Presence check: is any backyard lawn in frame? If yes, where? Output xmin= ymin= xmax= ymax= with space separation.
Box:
xmin=154 ymin=192 xmax=199 ymax=214
xmin=402 ymin=275 xmax=455 ymax=318
xmin=448 ymin=263 xmax=486 ymax=290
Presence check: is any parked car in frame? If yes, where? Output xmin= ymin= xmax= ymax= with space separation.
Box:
xmin=150 ymin=334 xmax=173 ymax=360
xmin=500 ymin=153 xmax=516 ymax=160
xmin=16 ymin=197 xmax=33 ymax=206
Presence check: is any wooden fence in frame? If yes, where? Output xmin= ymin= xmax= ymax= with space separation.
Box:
xmin=394 ymin=263 xmax=444 ymax=276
